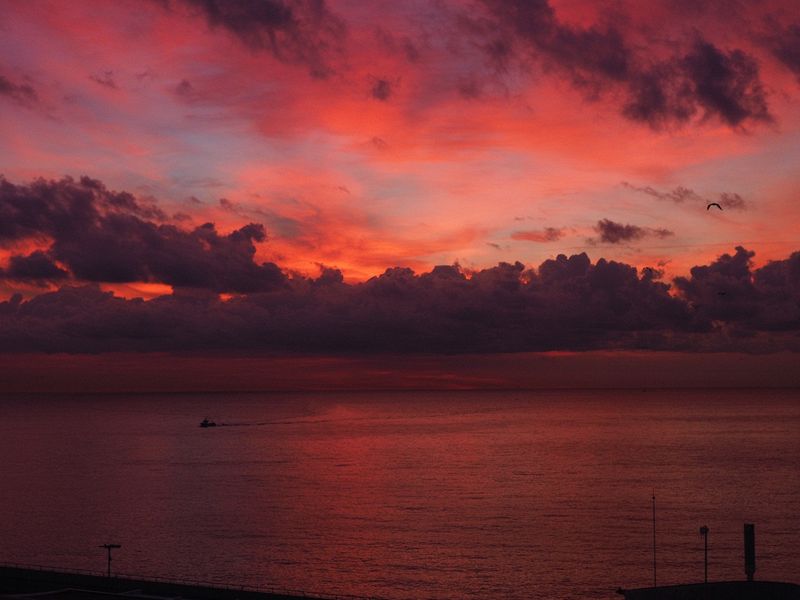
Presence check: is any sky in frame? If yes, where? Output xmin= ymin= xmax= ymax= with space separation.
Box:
xmin=1 ymin=0 xmax=800 ymax=388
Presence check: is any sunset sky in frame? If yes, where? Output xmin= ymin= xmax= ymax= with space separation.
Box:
xmin=1 ymin=0 xmax=800 ymax=387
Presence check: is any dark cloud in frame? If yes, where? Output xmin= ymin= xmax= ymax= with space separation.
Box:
xmin=176 ymin=0 xmax=346 ymax=78
xmin=2 ymin=245 xmax=800 ymax=353
xmin=677 ymin=41 xmax=770 ymax=127
xmin=90 ymin=70 xmax=118 ymax=89
xmin=622 ymin=182 xmax=748 ymax=210
xmin=476 ymin=0 xmax=772 ymax=129
xmin=0 ymin=256 xmax=681 ymax=353
xmin=719 ymin=192 xmax=747 ymax=210
xmin=136 ymin=69 xmax=156 ymax=82
xmin=766 ymin=22 xmax=800 ymax=78
xmin=480 ymin=0 xmax=629 ymax=83
xmin=0 ymin=74 xmax=37 ymax=106
xmin=636 ymin=43 xmax=769 ymax=128
xmin=1 ymin=251 xmax=69 ymax=284
xmin=371 ymin=136 xmax=388 ymax=150
xmin=402 ymin=38 xmax=420 ymax=63
xmin=0 ymin=176 xmax=286 ymax=293
xmin=594 ymin=219 xmax=673 ymax=244
xmin=674 ymin=246 xmax=758 ymax=324
xmin=623 ymin=183 xmax=702 ymax=204
xmin=175 ymin=79 xmax=195 ymax=96
xmin=374 ymin=28 xmax=420 ymax=63
xmin=625 ymin=40 xmax=771 ymax=128
xmin=672 ymin=245 xmax=800 ymax=335
xmin=371 ymin=78 xmax=392 ymax=101
xmin=651 ymin=228 xmax=675 ymax=239
xmin=511 ymin=227 xmax=564 ymax=242
xmin=457 ymin=78 xmax=482 ymax=99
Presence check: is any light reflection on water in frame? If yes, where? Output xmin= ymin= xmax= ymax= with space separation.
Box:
xmin=1 ymin=389 xmax=799 ymax=599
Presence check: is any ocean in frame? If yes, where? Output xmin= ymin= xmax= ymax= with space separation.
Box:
xmin=1 ymin=389 xmax=798 ymax=599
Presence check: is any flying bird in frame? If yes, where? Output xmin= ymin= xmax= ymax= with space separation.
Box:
xmin=707 ymin=202 xmax=722 ymax=211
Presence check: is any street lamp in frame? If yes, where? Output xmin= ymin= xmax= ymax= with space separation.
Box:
xmin=99 ymin=544 xmax=121 ymax=577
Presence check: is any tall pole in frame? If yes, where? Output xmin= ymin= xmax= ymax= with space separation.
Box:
xmin=744 ymin=523 xmax=756 ymax=582
xmin=700 ymin=526 xmax=709 ymax=583
xmin=652 ymin=491 xmax=657 ymax=588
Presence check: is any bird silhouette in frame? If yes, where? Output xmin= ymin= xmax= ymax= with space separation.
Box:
xmin=707 ymin=202 xmax=722 ymax=210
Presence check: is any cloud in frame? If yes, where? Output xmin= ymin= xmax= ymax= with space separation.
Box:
xmin=2 ymin=245 xmax=800 ymax=353
xmin=175 ymin=79 xmax=195 ymax=97
xmin=480 ymin=0 xmax=629 ymax=82
xmin=90 ymin=70 xmax=118 ymax=89
xmin=718 ymin=192 xmax=746 ymax=210
xmin=595 ymin=219 xmax=647 ymax=244
xmin=475 ymin=0 xmax=772 ymax=129
xmin=593 ymin=219 xmax=673 ymax=244
xmin=677 ymin=41 xmax=770 ymax=127
xmin=371 ymin=78 xmax=392 ymax=101
xmin=0 ymin=251 xmax=69 ymax=284
xmin=0 ymin=74 xmax=37 ymax=106
xmin=624 ymin=40 xmax=771 ymax=128
xmin=511 ymin=227 xmax=564 ymax=242
xmin=370 ymin=136 xmax=388 ymax=150
xmin=622 ymin=182 xmax=748 ymax=210
xmin=0 ymin=256 xmax=681 ymax=352
xmin=0 ymin=176 xmax=286 ymax=293
xmin=673 ymin=246 xmax=800 ymax=335
xmin=1 ymin=177 xmax=798 ymax=354
xmin=766 ymin=22 xmax=800 ymax=78
xmin=175 ymin=0 xmax=347 ymax=78
xmin=673 ymin=246 xmax=757 ymax=324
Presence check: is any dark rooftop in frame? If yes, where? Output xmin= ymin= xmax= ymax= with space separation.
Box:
xmin=617 ymin=580 xmax=800 ymax=600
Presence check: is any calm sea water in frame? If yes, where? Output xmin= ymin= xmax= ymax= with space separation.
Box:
xmin=1 ymin=389 xmax=798 ymax=599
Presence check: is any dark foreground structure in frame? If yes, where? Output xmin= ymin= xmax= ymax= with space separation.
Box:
xmin=618 ymin=524 xmax=800 ymax=600
xmin=618 ymin=581 xmax=800 ymax=600
xmin=0 ymin=564 xmax=378 ymax=600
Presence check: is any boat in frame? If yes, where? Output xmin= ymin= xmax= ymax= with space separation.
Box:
xmin=199 ymin=418 xmax=217 ymax=428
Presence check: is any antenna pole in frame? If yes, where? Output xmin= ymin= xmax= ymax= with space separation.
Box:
xmin=652 ymin=491 xmax=657 ymax=587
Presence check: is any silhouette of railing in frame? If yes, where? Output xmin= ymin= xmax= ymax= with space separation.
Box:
xmin=0 ymin=562 xmax=391 ymax=600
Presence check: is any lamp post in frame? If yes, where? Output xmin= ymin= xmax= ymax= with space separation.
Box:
xmin=99 ymin=544 xmax=121 ymax=577
xmin=699 ymin=526 xmax=709 ymax=583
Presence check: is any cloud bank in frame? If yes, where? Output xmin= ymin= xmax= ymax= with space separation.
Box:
xmin=2 ymin=247 xmax=799 ymax=354
xmin=1 ymin=176 xmax=798 ymax=354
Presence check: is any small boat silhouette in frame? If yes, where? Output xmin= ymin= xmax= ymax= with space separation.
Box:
xmin=199 ymin=418 xmax=217 ymax=428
